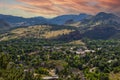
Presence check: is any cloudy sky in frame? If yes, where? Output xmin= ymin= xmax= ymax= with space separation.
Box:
xmin=0 ymin=0 xmax=120 ymax=18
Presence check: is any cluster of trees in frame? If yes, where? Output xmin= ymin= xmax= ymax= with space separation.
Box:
xmin=0 ymin=38 xmax=120 ymax=80
xmin=0 ymin=53 xmax=42 ymax=80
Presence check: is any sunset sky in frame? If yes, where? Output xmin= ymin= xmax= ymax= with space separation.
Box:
xmin=0 ymin=0 xmax=120 ymax=18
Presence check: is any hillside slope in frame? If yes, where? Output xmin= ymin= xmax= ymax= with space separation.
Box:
xmin=0 ymin=19 xmax=12 ymax=33
xmin=0 ymin=25 xmax=76 ymax=41
xmin=67 ymin=12 xmax=120 ymax=39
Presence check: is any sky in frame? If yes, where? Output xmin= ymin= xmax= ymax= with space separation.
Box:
xmin=0 ymin=0 xmax=120 ymax=18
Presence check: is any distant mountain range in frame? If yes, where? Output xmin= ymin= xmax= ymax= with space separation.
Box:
xmin=49 ymin=13 xmax=91 ymax=25
xmin=0 ymin=13 xmax=91 ymax=27
xmin=0 ymin=12 xmax=120 ymax=40
xmin=0 ymin=14 xmax=48 ymax=27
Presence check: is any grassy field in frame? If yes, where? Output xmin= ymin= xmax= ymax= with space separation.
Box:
xmin=42 ymin=29 xmax=74 ymax=39
xmin=68 ymin=40 xmax=85 ymax=45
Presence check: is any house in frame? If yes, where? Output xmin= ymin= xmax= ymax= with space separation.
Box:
xmin=76 ymin=49 xmax=85 ymax=55
xmin=42 ymin=76 xmax=59 ymax=80
xmin=76 ymin=49 xmax=95 ymax=55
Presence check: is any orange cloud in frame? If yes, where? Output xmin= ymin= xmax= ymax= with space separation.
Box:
xmin=1 ymin=0 xmax=120 ymax=17
xmin=97 ymin=0 xmax=120 ymax=15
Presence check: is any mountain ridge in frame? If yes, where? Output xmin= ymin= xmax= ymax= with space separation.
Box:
xmin=0 ymin=13 xmax=91 ymax=27
xmin=0 ymin=12 xmax=120 ymax=40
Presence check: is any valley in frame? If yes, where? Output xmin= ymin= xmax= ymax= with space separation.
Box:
xmin=0 ymin=12 xmax=120 ymax=80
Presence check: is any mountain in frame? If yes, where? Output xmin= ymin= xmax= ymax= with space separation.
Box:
xmin=0 ymin=12 xmax=120 ymax=40
xmin=0 ymin=14 xmax=48 ymax=27
xmin=0 ymin=14 xmax=90 ymax=27
xmin=78 ymin=12 xmax=120 ymax=29
xmin=0 ymin=19 xmax=12 ymax=33
xmin=64 ymin=12 xmax=120 ymax=39
xmin=0 ymin=14 xmax=27 ymax=27
xmin=0 ymin=24 xmax=77 ymax=41
xmin=49 ymin=13 xmax=91 ymax=25
xmin=77 ymin=12 xmax=120 ymax=39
